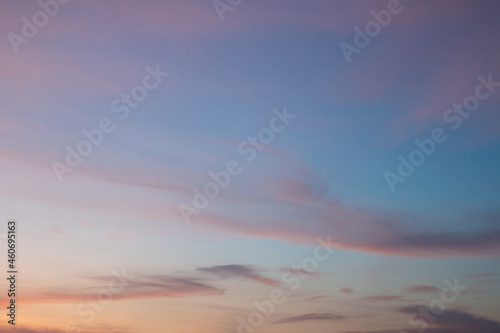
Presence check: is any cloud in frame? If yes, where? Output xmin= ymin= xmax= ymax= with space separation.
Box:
xmin=242 ymin=209 xmax=500 ymax=258
xmin=3 ymin=1 xmax=500 ymax=261
xmin=404 ymin=285 xmax=440 ymax=294
xmin=0 ymin=326 xmax=136 ymax=333
xmin=263 ymin=174 xmax=329 ymax=204
xmin=359 ymin=296 xmax=402 ymax=302
xmin=187 ymin=161 xmax=500 ymax=258
xmin=281 ymin=267 xmax=321 ymax=279
xmin=396 ymin=306 xmax=500 ymax=333
xmin=297 ymin=295 xmax=331 ymax=303
xmin=0 ymin=329 xmax=65 ymax=333
xmin=11 ymin=274 xmax=224 ymax=305
xmin=339 ymin=287 xmax=354 ymax=294
xmin=197 ymin=265 xmax=280 ymax=286
xmin=274 ymin=313 xmax=345 ymax=324
xmin=462 ymin=273 xmax=499 ymax=278
xmin=345 ymin=331 xmax=400 ymax=333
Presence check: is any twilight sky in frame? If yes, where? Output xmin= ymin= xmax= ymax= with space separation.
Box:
xmin=1 ymin=0 xmax=500 ymax=332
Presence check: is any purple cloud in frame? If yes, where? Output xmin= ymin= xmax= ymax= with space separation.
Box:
xmin=404 ymin=285 xmax=440 ymax=294
xmin=340 ymin=287 xmax=354 ymax=294
xmin=359 ymin=296 xmax=402 ymax=302
xmin=197 ymin=264 xmax=280 ymax=286
xmin=20 ymin=274 xmax=224 ymax=304
xmin=462 ymin=273 xmax=500 ymax=278
xmin=398 ymin=306 xmax=500 ymax=332
xmin=274 ymin=313 xmax=345 ymax=324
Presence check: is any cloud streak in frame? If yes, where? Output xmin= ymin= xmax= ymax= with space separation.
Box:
xmin=339 ymin=287 xmax=354 ymax=294
xmin=9 ymin=274 xmax=224 ymax=305
xmin=404 ymin=285 xmax=440 ymax=294
xmin=274 ymin=313 xmax=345 ymax=324
xmin=398 ymin=306 xmax=500 ymax=333
xmin=197 ymin=264 xmax=280 ymax=286
xmin=358 ymin=295 xmax=402 ymax=302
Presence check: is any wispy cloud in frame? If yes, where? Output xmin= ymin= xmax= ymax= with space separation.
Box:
xmin=404 ymin=285 xmax=440 ymax=294
xmin=462 ymin=273 xmax=500 ymax=278
xmin=10 ymin=274 xmax=224 ymax=305
xmin=281 ymin=267 xmax=321 ymax=279
xmin=359 ymin=295 xmax=402 ymax=302
xmin=197 ymin=264 xmax=280 ymax=286
xmin=0 ymin=326 xmax=136 ymax=333
xmin=339 ymin=287 xmax=354 ymax=294
xmin=398 ymin=306 xmax=500 ymax=333
xmin=274 ymin=313 xmax=345 ymax=324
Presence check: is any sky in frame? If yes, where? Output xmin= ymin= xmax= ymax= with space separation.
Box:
xmin=1 ymin=0 xmax=500 ymax=332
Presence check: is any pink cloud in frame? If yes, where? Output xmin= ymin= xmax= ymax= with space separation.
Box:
xmin=197 ymin=264 xmax=281 ymax=287
xmin=5 ymin=274 xmax=224 ymax=305
xmin=404 ymin=285 xmax=440 ymax=294
xmin=359 ymin=295 xmax=402 ymax=302
xmin=462 ymin=273 xmax=500 ymax=278
xmin=339 ymin=287 xmax=354 ymax=294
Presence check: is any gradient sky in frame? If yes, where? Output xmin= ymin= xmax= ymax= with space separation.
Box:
xmin=1 ymin=1 xmax=500 ymax=333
